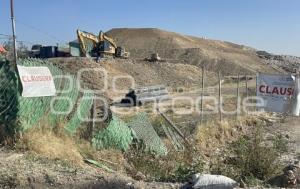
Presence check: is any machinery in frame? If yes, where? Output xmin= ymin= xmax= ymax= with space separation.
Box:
xmin=77 ymin=29 xmax=129 ymax=59
xmin=145 ymin=53 xmax=164 ymax=62
xmin=28 ymin=44 xmax=42 ymax=58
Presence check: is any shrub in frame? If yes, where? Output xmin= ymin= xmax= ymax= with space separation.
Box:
xmin=211 ymin=126 xmax=283 ymax=185
xmin=125 ymin=147 xmax=204 ymax=182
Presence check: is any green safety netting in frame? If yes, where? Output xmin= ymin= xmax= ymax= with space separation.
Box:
xmin=0 ymin=58 xmax=93 ymax=136
xmin=128 ymin=113 xmax=168 ymax=155
xmin=0 ymin=59 xmax=19 ymax=129
xmin=91 ymin=113 xmax=168 ymax=155
xmin=1 ymin=58 xmax=168 ymax=155
xmin=92 ymin=115 xmax=133 ymax=151
xmin=65 ymin=92 xmax=94 ymax=134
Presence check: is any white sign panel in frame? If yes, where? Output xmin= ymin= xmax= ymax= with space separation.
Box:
xmin=292 ymin=76 xmax=300 ymax=116
xmin=257 ymin=74 xmax=296 ymax=113
xmin=17 ymin=66 xmax=56 ymax=97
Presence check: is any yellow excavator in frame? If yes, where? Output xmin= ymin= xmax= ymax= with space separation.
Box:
xmin=77 ymin=29 xmax=129 ymax=58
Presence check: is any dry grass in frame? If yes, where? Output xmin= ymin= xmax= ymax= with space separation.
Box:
xmin=195 ymin=116 xmax=258 ymax=153
xmin=77 ymin=141 xmax=126 ymax=172
xmin=195 ymin=120 xmax=234 ymax=151
xmin=17 ymin=122 xmax=83 ymax=166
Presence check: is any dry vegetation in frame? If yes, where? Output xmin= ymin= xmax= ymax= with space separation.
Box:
xmin=16 ymin=121 xmax=83 ymax=166
xmin=0 ymin=109 xmax=293 ymax=188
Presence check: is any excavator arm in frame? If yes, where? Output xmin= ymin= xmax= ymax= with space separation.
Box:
xmin=77 ymin=29 xmax=99 ymax=57
xmin=99 ymin=31 xmax=117 ymax=49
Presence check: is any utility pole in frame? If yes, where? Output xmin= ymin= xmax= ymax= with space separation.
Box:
xmin=10 ymin=0 xmax=18 ymax=68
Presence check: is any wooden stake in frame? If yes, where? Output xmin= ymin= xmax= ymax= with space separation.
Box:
xmin=245 ymin=75 xmax=248 ymax=99
xmin=236 ymin=74 xmax=240 ymax=119
xmin=218 ymin=71 xmax=222 ymax=122
xmin=200 ymin=66 xmax=205 ymax=125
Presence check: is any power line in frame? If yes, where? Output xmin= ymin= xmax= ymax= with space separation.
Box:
xmin=15 ymin=19 xmax=64 ymax=43
xmin=0 ymin=33 xmax=11 ymax=37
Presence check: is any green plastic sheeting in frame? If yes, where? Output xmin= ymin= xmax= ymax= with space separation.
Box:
xmin=92 ymin=116 xmax=133 ymax=151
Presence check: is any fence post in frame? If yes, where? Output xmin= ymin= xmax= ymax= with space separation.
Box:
xmin=245 ymin=75 xmax=248 ymax=99
xmin=236 ymin=74 xmax=240 ymax=119
xmin=255 ymin=74 xmax=259 ymax=112
xmin=200 ymin=66 xmax=205 ymax=125
xmin=90 ymin=98 xmax=95 ymax=143
xmin=218 ymin=71 xmax=222 ymax=122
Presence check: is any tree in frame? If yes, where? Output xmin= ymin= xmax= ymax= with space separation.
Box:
xmin=3 ymin=38 xmax=29 ymax=61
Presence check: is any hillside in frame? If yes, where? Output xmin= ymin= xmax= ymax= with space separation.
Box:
xmin=106 ymin=28 xmax=283 ymax=74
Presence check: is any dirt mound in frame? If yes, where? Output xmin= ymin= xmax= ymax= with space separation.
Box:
xmin=106 ymin=28 xmax=282 ymax=74
xmin=51 ymin=57 xmax=217 ymax=100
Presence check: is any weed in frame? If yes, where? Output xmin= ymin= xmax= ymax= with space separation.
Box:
xmin=272 ymin=134 xmax=289 ymax=153
xmin=210 ymin=126 xmax=283 ymax=186
xmin=125 ymin=147 xmax=204 ymax=182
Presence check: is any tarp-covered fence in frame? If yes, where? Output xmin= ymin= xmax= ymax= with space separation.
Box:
xmin=0 ymin=58 xmax=93 ymax=136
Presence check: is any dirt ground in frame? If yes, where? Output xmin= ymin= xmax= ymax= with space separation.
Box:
xmin=270 ymin=115 xmax=300 ymax=162
xmin=0 ymin=147 xmax=181 ymax=189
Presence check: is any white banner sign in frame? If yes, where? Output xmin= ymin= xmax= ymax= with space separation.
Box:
xmin=17 ymin=66 xmax=56 ymax=97
xmin=292 ymin=76 xmax=300 ymax=116
xmin=257 ymin=73 xmax=299 ymax=115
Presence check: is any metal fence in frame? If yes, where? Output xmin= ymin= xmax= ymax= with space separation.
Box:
xmin=0 ymin=58 xmax=93 ymax=136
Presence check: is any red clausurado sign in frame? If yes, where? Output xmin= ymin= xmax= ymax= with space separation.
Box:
xmin=258 ymin=85 xmax=294 ymax=97
xmin=257 ymin=74 xmax=296 ymax=113
xmin=17 ymin=66 xmax=56 ymax=97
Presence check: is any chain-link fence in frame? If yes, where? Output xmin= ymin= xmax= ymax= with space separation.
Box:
xmin=0 ymin=58 xmax=94 ymax=139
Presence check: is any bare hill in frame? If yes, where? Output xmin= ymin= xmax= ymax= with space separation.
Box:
xmin=51 ymin=57 xmax=217 ymax=100
xmin=106 ymin=28 xmax=282 ymax=74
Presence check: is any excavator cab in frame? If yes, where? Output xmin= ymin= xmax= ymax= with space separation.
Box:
xmin=98 ymin=40 xmax=115 ymax=56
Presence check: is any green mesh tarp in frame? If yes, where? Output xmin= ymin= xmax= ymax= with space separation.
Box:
xmin=0 ymin=58 xmax=93 ymax=136
xmin=128 ymin=113 xmax=168 ymax=155
xmin=65 ymin=92 xmax=94 ymax=134
xmin=0 ymin=59 xmax=19 ymax=128
xmin=92 ymin=116 xmax=133 ymax=151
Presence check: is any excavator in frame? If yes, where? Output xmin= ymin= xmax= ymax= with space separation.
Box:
xmin=77 ymin=29 xmax=129 ymax=59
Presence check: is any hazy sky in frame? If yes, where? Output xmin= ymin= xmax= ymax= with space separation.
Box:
xmin=0 ymin=0 xmax=299 ymax=56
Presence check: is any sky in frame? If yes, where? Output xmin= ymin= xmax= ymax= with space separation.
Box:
xmin=0 ymin=0 xmax=300 ymax=56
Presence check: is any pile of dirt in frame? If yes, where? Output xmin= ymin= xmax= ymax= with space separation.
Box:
xmin=106 ymin=28 xmax=283 ymax=74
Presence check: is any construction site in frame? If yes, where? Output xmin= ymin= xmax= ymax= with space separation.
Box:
xmin=1 ymin=1 xmax=300 ymax=189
